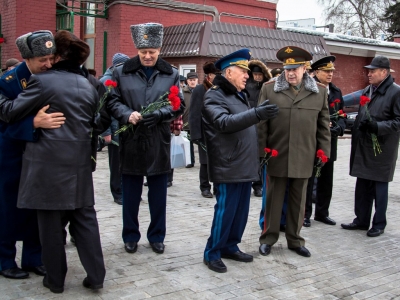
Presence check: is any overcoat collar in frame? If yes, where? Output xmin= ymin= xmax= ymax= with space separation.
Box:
xmin=274 ymin=71 xmax=320 ymax=103
xmin=213 ymin=75 xmax=250 ymax=104
xmin=122 ymin=56 xmax=173 ymax=75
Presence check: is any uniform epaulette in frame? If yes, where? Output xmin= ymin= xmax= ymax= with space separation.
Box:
xmin=264 ymin=80 xmax=275 ymax=85
xmin=211 ymin=85 xmax=219 ymax=90
xmin=1 ymin=72 xmax=16 ymax=83
xmin=316 ymin=82 xmax=326 ymax=88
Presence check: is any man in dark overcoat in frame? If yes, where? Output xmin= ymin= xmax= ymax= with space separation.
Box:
xmin=0 ymin=30 xmax=65 ymax=279
xmin=257 ymin=46 xmax=331 ymax=258
xmin=107 ymin=23 xmax=184 ymax=255
xmin=304 ymin=56 xmax=346 ymax=227
xmin=202 ymin=49 xmax=279 ymax=273
xmin=342 ymin=56 xmax=400 ymax=237
xmin=189 ymin=62 xmax=219 ymax=198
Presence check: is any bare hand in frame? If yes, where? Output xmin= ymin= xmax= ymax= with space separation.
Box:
xmin=103 ymin=135 xmax=112 ymax=143
xmin=33 ymin=105 xmax=66 ymax=129
xmin=128 ymin=111 xmax=142 ymax=125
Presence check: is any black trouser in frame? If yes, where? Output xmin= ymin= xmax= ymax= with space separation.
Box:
xmin=353 ymin=178 xmax=388 ymax=230
xmin=108 ymin=144 xmax=122 ymax=200
xmin=305 ymin=161 xmax=334 ymax=219
xmin=37 ymin=207 xmax=105 ymax=289
xmin=200 ymin=164 xmax=211 ymax=192
xmin=168 ymin=169 xmax=174 ymax=182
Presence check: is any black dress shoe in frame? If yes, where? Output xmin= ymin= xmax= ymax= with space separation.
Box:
xmin=279 ymin=224 xmax=286 ymax=232
xmin=167 ymin=182 xmax=173 ymax=188
xmin=114 ymin=198 xmax=122 ymax=205
xmin=303 ymin=218 xmax=311 ymax=227
xmin=82 ymin=277 xmax=103 ymax=290
xmin=341 ymin=222 xmax=369 ymax=230
xmin=203 ymin=259 xmax=227 ymax=273
xmin=201 ymin=190 xmax=213 ymax=198
xmin=185 ymin=164 xmax=194 ymax=168
xmin=124 ymin=242 xmax=138 ymax=253
xmin=259 ymin=244 xmax=271 ymax=256
xmin=367 ymin=228 xmax=384 ymax=237
xmin=221 ymin=250 xmax=253 ymax=262
xmin=22 ymin=265 xmax=46 ymax=276
xmin=314 ymin=216 xmax=336 ymax=225
xmin=150 ymin=242 xmax=165 ymax=254
xmin=43 ymin=276 xmax=64 ymax=293
xmin=253 ymin=188 xmax=262 ymax=197
xmin=143 ymin=182 xmax=148 ymax=186
xmin=0 ymin=267 xmax=29 ymax=279
xmin=289 ymin=246 xmax=311 ymax=257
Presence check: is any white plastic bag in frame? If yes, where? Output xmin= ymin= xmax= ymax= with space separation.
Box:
xmin=180 ymin=131 xmax=191 ymax=166
xmin=170 ymin=135 xmax=186 ymax=168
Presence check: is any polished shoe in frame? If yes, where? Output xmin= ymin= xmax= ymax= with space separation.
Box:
xmin=303 ymin=218 xmax=311 ymax=227
xmin=22 ymin=265 xmax=46 ymax=276
xmin=150 ymin=242 xmax=165 ymax=254
xmin=43 ymin=276 xmax=64 ymax=293
xmin=341 ymin=222 xmax=368 ymax=230
xmin=314 ymin=216 xmax=336 ymax=225
xmin=0 ymin=267 xmax=29 ymax=279
xmin=143 ymin=182 xmax=148 ymax=186
xmin=259 ymin=244 xmax=271 ymax=256
xmin=124 ymin=242 xmax=138 ymax=253
xmin=279 ymin=224 xmax=286 ymax=232
xmin=185 ymin=164 xmax=194 ymax=168
xmin=203 ymin=259 xmax=227 ymax=273
xmin=201 ymin=190 xmax=213 ymax=198
xmin=82 ymin=277 xmax=103 ymax=290
xmin=114 ymin=198 xmax=122 ymax=205
xmin=367 ymin=228 xmax=384 ymax=237
xmin=167 ymin=182 xmax=173 ymax=188
xmin=221 ymin=250 xmax=253 ymax=262
xmin=289 ymin=246 xmax=311 ymax=257
xmin=253 ymin=188 xmax=262 ymax=197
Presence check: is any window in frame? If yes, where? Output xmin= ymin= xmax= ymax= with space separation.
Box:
xmin=83 ymin=3 xmax=96 ymax=68
xmin=179 ymin=64 xmax=196 ymax=77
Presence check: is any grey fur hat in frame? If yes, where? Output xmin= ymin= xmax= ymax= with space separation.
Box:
xmin=130 ymin=23 xmax=163 ymax=49
xmin=15 ymin=30 xmax=56 ymax=59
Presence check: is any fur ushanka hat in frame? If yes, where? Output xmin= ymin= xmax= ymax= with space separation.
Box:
xmin=130 ymin=23 xmax=163 ymax=49
xmin=15 ymin=30 xmax=56 ymax=59
xmin=54 ymin=30 xmax=90 ymax=65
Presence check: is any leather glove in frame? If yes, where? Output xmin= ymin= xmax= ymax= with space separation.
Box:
xmin=142 ymin=110 xmax=162 ymax=128
xmin=330 ymin=125 xmax=342 ymax=137
xmin=358 ymin=119 xmax=378 ymax=134
xmin=255 ymin=100 xmax=279 ymax=120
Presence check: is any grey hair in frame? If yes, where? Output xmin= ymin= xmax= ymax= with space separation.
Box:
xmin=221 ymin=66 xmax=234 ymax=77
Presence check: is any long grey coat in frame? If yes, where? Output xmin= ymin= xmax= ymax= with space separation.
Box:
xmin=0 ymin=65 xmax=99 ymax=210
xmin=350 ymin=75 xmax=400 ymax=182
xmin=257 ymin=72 xmax=331 ymax=178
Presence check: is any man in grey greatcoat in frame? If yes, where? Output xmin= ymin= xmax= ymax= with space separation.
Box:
xmin=341 ymin=56 xmax=400 ymax=237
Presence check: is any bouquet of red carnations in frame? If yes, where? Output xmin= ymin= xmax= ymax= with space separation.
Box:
xmin=260 ymin=147 xmax=278 ymax=169
xmin=359 ymin=95 xmax=382 ymax=156
xmin=116 ymin=86 xmax=181 ymax=135
xmin=314 ymin=149 xmax=328 ymax=178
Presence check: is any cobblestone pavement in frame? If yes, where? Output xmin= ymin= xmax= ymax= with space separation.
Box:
xmin=1 ymin=137 xmax=400 ymax=299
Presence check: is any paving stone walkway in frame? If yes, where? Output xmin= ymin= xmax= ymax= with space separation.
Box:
xmin=1 ymin=137 xmax=400 ymax=299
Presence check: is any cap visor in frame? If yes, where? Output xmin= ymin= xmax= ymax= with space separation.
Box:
xmin=284 ymin=64 xmax=302 ymax=70
xmin=364 ymin=65 xmax=379 ymax=69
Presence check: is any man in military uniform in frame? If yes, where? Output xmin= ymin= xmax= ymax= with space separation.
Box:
xmin=304 ymin=56 xmax=345 ymax=227
xmin=257 ymin=46 xmax=331 ymax=258
xmin=0 ymin=30 xmax=65 ymax=279
xmin=202 ymin=49 xmax=279 ymax=273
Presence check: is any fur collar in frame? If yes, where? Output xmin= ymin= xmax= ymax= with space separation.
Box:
xmin=249 ymin=59 xmax=272 ymax=81
xmin=122 ymin=56 xmax=173 ymax=75
xmin=213 ymin=75 xmax=249 ymax=98
xmin=274 ymin=71 xmax=319 ymax=94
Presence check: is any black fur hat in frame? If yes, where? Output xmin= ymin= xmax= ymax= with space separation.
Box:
xmin=54 ymin=30 xmax=90 ymax=65
xmin=203 ymin=61 xmax=220 ymax=74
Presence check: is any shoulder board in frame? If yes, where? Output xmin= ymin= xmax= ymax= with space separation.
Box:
xmin=211 ymin=85 xmax=219 ymax=90
xmin=316 ymin=82 xmax=326 ymax=88
xmin=264 ymin=80 xmax=274 ymax=85
xmin=113 ymin=62 xmax=124 ymax=68
xmin=1 ymin=71 xmax=17 ymax=83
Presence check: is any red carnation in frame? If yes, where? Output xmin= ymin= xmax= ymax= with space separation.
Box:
xmin=329 ymin=103 xmax=335 ymax=108
xmin=271 ymin=149 xmax=278 ymax=157
xmin=334 ymin=99 xmax=341 ymax=103
xmin=337 ymin=109 xmax=343 ymax=114
xmin=264 ymin=148 xmax=271 ymax=153
xmin=321 ymin=155 xmax=328 ymax=163
xmin=170 ymin=85 xmax=179 ymax=96
xmin=360 ymin=95 xmax=370 ymax=106
xmin=316 ymin=149 xmax=325 ymax=157
xmin=104 ymin=79 xmax=117 ymax=88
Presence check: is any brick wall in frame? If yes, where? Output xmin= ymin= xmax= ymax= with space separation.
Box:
xmin=0 ymin=0 xmax=55 ymax=66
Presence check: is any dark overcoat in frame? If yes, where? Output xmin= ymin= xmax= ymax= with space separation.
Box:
xmin=350 ymin=75 xmax=400 ymax=182
xmin=202 ymin=75 xmax=260 ymax=183
xmin=107 ymin=56 xmax=184 ymax=176
xmin=0 ymin=61 xmax=100 ymax=210
xmin=0 ymin=62 xmax=39 ymax=240
xmin=189 ymin=79 xmax=213 ymax=164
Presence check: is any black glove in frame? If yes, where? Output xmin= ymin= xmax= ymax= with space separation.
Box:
xmin=255 ymin=100 xmax=279 ymax=120
xmin=330 ymin=124 xmax=342 ymax=137
xmin=358 ymin=119 xmax=378 ymax=134
xmin=142 ymin=110 xmax=162 ymax=128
